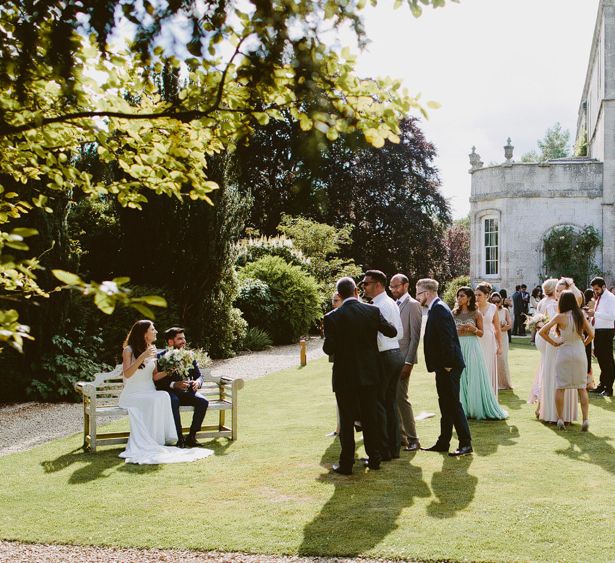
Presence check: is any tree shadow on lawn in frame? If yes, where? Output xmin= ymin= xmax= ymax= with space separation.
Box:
xmin=546 ymin=424 xmax=615 ymax=476
xmin=40 ymin=438 xmax=232 ymax=484
xmin=469 ymin=420 xmax=520 ymax=457
xmin=498 ymin=390 xmax=526 ymax=411
xmin=298 ymin=440 xmax=432 ymax=557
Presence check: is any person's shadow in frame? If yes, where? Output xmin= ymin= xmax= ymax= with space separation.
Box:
xmin=426 ymin=455 xmax=477 ymax=519
xmin=469 ymin=420 xmax=520 ymax=457
xmin=546 ymin=425 xmax=615 ymax=476
xmin=587 ymin=395 xmax=615 ymax=413
xmin=498 ymin=390 xmax=526 ymax=411
xmin=40 ymin=438 xmax=232 ymax=484
xmin=298 ymin=440 xmax=431 ymax=557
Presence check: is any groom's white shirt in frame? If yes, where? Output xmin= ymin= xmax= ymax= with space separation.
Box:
xmin=372 ymin=291 xmax=404 ymax=352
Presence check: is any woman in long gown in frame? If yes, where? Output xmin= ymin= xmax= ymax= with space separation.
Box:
xmin=454 ymin=287 xmax=507 ymax=420
xmin=491 ymin=292 xmax=513 ymax=390
xmin=475 ymin=282 xmax=502 ymax=398
xmin=538 ymin=279 xmax=579 ymax=424
xmin=539 ymin=290 xmax=593 ymax=431
xmin=119 ymin=320 xmax=213 ymax=464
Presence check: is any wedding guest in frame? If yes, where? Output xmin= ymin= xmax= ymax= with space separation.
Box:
xmin=454 ymin=287 xmax=507 ymax=420
xmin=361 ymin=270 xmax=404 ymax=460
xmin=327 ymin=292 xmax=343 ymax=438
xmin=521 ymin=284 xmax=530 ymax=327
xmin=417 ymin=278 xmax=472 ymax=456
xmin=529 ymin=287 xmax=542 ymax=344
xmin=475 ymin=282 xmax=502 ymax=397
xmin=512 ymin=285 xmax=524 ymax=336
xmin=528 ymin=279 xmax=558 ymax=417
xmin=537 ymin=279 xmax=580 ymax=424
xmin=155 ymin=327 xmax=209 ymax=448
xmin=583 ymin=288 xmax=596 ymax=390
xmin=499 ymin=289 xmax=512 ymax=344
xmin=389 ymin=273 xmax=422 ymax=451
xmin=539 ymin=290 xmax=593 ymax=431
xmin=323 ymin=277 xmax=397 ymax=474
xmin=491 ymin=292 xmax=513 ymax=390
xmin=119 ymin=321 xmax=212 ymax=464
xmin=588 ymin=276 xmax=615 ymax=397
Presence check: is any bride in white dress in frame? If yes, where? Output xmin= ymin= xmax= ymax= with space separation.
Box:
xmin=119 ymin=320 xmax=213 ymax=464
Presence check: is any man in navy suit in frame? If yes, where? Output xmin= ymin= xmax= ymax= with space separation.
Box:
xmin=415 ymin=278 xmax=472 ymax=456
xmin=155 ymin=327 xmax=209 ymax=448
xmin=323 ymin=277 xmax=398 ymax=474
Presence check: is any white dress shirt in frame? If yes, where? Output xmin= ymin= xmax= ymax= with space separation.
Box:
xmin=594 ymin=288 xmax=615 ymax=329
xmin=372 ymin=291 xmax=404 ymax=352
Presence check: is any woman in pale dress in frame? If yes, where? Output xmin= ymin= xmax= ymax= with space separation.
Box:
xmin=491 ymin=292 xmax=513 ymax=390
xmin=537 ymin=279 xmax=580 ymax=424
xmin=529 ymin=287 xmax=542 ymax=344
xmin=583 ymin=288 xmax=596 ymax=390
xmin=474 ymin=282 xmax=502 ymax=397
xmin=539 ymin=291 xmax=593 ymax=431
xmin=454 ymin=287 xmax=507 ymax=420
xmin=119 ymin=320 xmax=213 ymax=464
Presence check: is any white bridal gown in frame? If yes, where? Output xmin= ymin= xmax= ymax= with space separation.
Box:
xmin=118 ymin=350 xmax=213 ymax=464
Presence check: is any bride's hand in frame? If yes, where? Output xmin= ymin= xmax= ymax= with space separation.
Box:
xmin=142 ymin=345 xmax=157 ymax=361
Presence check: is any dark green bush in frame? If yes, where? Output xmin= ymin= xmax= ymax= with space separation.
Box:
xmin=242 ymin=327 xmax=273 ymax=351
xmin=240 ymin=256 xmax=322 ymax=344
xmin=442 ymin=275 xmax=472 ymax=308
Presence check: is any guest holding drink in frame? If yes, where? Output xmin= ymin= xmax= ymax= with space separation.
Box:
xmin=491 ymin=292 xmax=513 ymax=390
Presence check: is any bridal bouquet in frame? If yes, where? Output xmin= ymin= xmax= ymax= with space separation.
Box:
xmin=525 ymin=312 xmax=550 ymax=331
xmin=157 ymin=348 xmax=196 ymax=379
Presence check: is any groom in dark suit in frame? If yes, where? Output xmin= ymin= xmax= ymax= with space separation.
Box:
xmin=415 ymin=278 xmax=472 ymax=457
xmin=155 ymin=327 xmax=208 ymax=448
xmin=323 ymin=277 xmax=398 ymax=474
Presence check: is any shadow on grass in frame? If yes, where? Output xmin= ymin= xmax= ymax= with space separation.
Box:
xmin=427 ymin=455 xmax=477 ymax=518
xmin=587 ymin=396 xmax=615 ymax=413
xmin=298 ymin=440 xmax=431 ymax=557
xmin=470 ymin=420 xmax=520 ymax=457
xmin=498 ymin=390 xmax=526 ymax=411
xmin=547 ymin=424 xmax=615 ymax=476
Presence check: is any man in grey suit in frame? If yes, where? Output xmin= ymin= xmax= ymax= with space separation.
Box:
xmin=389 ymin=274 xmax=422 ymax=451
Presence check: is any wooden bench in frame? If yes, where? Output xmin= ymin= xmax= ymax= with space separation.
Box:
xmin=74 ymin=365 xmax=244 ymax=452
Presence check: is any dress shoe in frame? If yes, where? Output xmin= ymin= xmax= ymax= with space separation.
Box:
xmin=421 ymin=443 xmax=449 ymax=453
xmin=361 ymin=459 xmax=381 ymax=470
xmin=403 ymin=441 xmax=421 ymax=452
xmin=185 ymin=435 xmax=202 ymax=448
xmin=556 ymin=419 xmax=566 ymax=431
xmin=600 ymin=389 xmax=613 ymax=397
xmin=448 ymin=445 xmax=473 ymax=457
xmin=332 ymin=463 xmax=352 ymax=475
xmin=582 ymin=419 xmax=590 ymax=432
xmin=590 ymin=386 xmax=605 ymax=394
xmin=175 ymin=438 xmax=186 ymax=448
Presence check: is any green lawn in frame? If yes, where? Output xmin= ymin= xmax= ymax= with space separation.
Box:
xmin=2 ymin=339 xmax=615 ymax=561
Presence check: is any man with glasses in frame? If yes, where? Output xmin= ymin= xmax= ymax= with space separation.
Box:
xmin=415 ymin=278 xmax=472 ymax=456
xmin=388 ymin=273 xmax=422 ymax=451
xmin=361 ymin=270 xmax=404 ymax=461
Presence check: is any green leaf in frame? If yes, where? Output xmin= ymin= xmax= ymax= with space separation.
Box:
xmin=94 ymin=291 xmax=116 ymax=315
xmin=138 ymin=295 xmax=168 ymax=307
xmin=130 ymin=303 xmax=155 ymax=318
xmin=11 ymin=228 xmax=38 ymax=238
xmin=52 ymin=270 xmax=83 ymax=286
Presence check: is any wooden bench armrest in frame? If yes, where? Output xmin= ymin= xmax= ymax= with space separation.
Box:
xmin=74 ymin=381 xmax=96 ymax=398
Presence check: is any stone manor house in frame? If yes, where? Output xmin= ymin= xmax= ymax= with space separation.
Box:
xmin=469 ymin=0 xmax=614 ymax=291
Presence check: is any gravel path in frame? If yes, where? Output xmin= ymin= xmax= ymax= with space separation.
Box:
xmin=0 ymin=338 xmax=325 ymax=458
xmin=0 ymin=542 xmax=411 ymax=563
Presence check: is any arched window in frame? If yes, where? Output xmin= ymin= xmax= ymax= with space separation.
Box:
xmin=483 ymin=216 xmax=499 ymax=276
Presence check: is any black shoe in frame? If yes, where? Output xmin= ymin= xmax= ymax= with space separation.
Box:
xmin=404 ymin=441 xmax=421 ymax=452
xmin=354 ymin=423 xmax=363 ymax=433
xmin=600 ymin=389 xmax=613 ymax=397
xmin=175 ymin=437 xmax=185 ymax=448
xmin=422 ymin=443 xmax=449 ymax=453
xmin=590 ymin=385 xmax=605 ymax=394
xmin=185 ymin=436 xmax=202 ymax=448
xmin=361 ymin=459 xmax=381 ymax=470
xmin=332 ymin=463 xmax=352 ymax=475
xmin=449 ymin=445 xmax=473 ymax=457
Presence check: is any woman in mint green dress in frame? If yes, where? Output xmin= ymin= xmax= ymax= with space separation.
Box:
xmin=453 ymin=287 xmax=508 ymax=420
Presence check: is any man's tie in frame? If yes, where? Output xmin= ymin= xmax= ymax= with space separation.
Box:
xmin=396 ymin=299 xmax=402 ymax=307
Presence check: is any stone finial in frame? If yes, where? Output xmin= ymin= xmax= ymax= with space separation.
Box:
xmin=504 ymin=137 xmax=514 ymax=163
xmin=469 ymin=146 xmax=484 ymax=172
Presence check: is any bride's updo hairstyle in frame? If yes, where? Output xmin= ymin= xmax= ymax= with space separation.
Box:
xmin=542 ymin=278 xmax=558 ymax=297
xmin=124 ymin=320 xmax=153 ymax=363
xmin=453 ymin=287 xmax=476 ymax=315
xmin=475 ymin=281 xmax=492 ymax=297
xmin=558 ymin=290 xmax=584 ymax=336
xmin=556 ymin=277 xmax=584 ymax=306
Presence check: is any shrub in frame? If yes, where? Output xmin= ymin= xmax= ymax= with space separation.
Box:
xmin=235 ymin=236 xmax=310 ymax=270
xmin=240 ymin=256 xmax=322 ymax=344
xmin=442 ymin=275 xmax=471 ymax=308
xmin=210 ymin=307 xmax=248 ymax=358
xmin=242 ymin=327 xmax=273 ymax=351
xmin=235 ymin=277 xmax=276 ymax=329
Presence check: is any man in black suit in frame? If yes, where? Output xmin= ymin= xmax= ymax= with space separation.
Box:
xmin=323 ymin=277 xmax=398 ymax=475
xmin=415 ymin=278 xmax=472 ymax=457
xmin=155 ymin=327 xmax=209 ymax=448
xmin=512 ymin=285 xmax=524 ymax=336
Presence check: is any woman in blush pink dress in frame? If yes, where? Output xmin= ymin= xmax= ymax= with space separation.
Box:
xmin=475 ymin=282 xmax=502 ymax=398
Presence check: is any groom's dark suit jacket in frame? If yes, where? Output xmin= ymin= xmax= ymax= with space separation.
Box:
xmin=323 ymin=298 xmax=397 ymax=391
xmin=423 ymin=298 xmax=465 ymax=373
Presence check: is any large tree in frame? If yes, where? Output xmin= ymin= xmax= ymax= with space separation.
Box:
xmin=520 ymin=122 xmax=571 ymax=162
xmin=0 ymin=0 xmax=455 ymax=349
